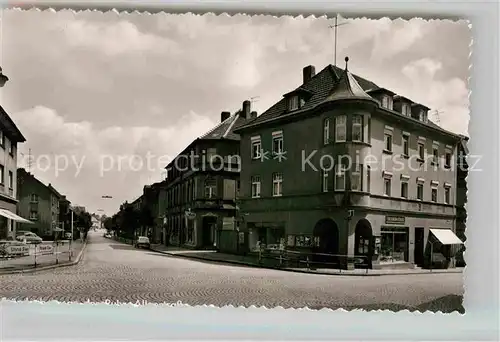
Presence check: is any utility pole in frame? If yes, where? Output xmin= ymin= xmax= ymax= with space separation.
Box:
xmin=328 ymin=14 xmax=349 ymax=67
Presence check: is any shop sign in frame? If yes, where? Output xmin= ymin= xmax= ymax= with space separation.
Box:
xmin=37 ymin=244 xmax=53 ymax=255
xmin=385 ymin=216 xmax=405 ymax=225
xmin=6 ymin=245 xmax=30 ymax=256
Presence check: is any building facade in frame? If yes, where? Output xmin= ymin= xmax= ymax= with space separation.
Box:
xmin=162 ymin=101 xmax=253 ymax=250
xmin=0 ymin=67 xmax=31 ymax=240
xmin=234 ymin=60 xmax=464 ymax=270
xmin=17 ymin=168 xmax=64 ymax=238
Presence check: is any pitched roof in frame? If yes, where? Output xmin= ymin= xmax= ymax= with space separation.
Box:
xmin=235 ymin=64 xmax=379 ymax=130
xmin=199 ymin=110 xmax=247 ymax=141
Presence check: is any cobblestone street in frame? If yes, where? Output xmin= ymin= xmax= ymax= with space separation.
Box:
xmin=0 ymin=231 xmax=464 ymax=312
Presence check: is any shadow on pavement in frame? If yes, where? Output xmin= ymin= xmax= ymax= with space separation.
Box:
xmin=144 ymin=252 xmax=259 ymax=270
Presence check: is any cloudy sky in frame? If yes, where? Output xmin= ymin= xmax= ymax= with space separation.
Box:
xmin=0 ymin=9 xmax=470 ymax=216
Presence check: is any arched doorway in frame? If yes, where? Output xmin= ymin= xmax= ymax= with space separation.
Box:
xmin=354 ymin=219 xmax=373 ymax=268
xmin=313 ymin=218 xmax=339 ymax=267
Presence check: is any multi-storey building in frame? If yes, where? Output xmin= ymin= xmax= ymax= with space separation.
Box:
xmin=58 ymin=195 xmax=71 ymax=232
xmin=162 ymin=101 xmax=253 ymax=250
xmin=0 ymin=67 xmax=31 ymax=240
xmin=17 ymin=168 xmax=64 ymax=238
xmin=234 ymin=59 xmax=465 ymax=270
xmin=455 ymin=136 xmax=468 ymax=267
xmin=142 ymin=182 xmax=163 ymax=243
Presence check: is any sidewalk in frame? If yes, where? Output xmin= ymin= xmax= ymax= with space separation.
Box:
xmin=149 ymin=244 xmax=464 ymax=277
xmin=0 ymin=240 xmax=86 ymax=274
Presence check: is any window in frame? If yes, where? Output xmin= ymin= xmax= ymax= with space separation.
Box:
xmin=322 ymin=170 xmax=329 ymax=193
xmin=334 ymin=164 xmax=346 ymax=191
xmin=402 ymin=103 xmax=410 ymax=116
xmin=251 ymin=138 xmax=261 ymax=160
xmin=8 ymin=141 xmax=14 ymax=156
xmin=418 ymin=143 xmax=425 ymax=160
xmin=431 ymin=187 xmax=438 ymax=202
xmin=204 ymin=179 xmax=217 ymax=199
xmin=323 ymin=119 xmax=330 ymax=145
xmin=272 ymin=173 xmax=283 ymax=197
xmin=0 ymin=164 xmax=4 ymax=184
xmin=384 ymin=133 xmax=393 ymax=152
xmin=335 ymin=115 xmax=346 ymax=142
xmin=400 ymin=181 xmax=408 ymax=198
xmin=417 ymin=183 xmax=424 ymax=200
xmin=384 ymin=178 xmax=391 ymax=196
xmin=8 ymin=171 xmax=13 ymax=189
xmin=29 ymin=211 xmax=38 ymax=220
xmin=445 ymin=152 xmax=452 ymax=168
xmin=419 ymin=110 xmax=428 ymax=122
xmin=382 ymin=96 xmax=388 ymax=109
xmin=289 ymin=95 xmax=299 ymax=111
xmin=272 ymin=132 xmax=284 ymax=155
xmin=366 ymin=166 xmax=371 ymax=193
xmin=351 ymin=164 xmax=362 ymax=191
xmin=352 ymin=115 xmax=363 ymax=142
xmin=444 ymin=186 xmax=451 ymax=204
xmin=0 ymin=131 xmax=3 ymax=147
xmin=251 ymin=176 xmax=261 ymax=198
xmin=30 ymin=194 xmax=39 ymax=203
xmin=432 ymin=147 xmax=439 ymax=164
xmin=402 ymin=134 xmax=409 ymax=156
xmin=206 ymin=148 xmax=217 ymax=162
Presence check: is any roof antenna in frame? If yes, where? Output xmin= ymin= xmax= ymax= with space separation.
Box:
xmin=432 ymin=109 xmax=444 ymax=125
xmin=328 ymin=14 xmax=349 ymax=67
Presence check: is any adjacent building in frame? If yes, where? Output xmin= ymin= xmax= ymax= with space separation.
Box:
xmin=455 ymin=136 xmax=468 ymax=266
xmin=161 ymin=101 xmax=254 ymax=250
xmin=233 ymin=59 xmax=464 ymax=269
xmin=0 ymin=67 xmax=32 ymax=240
xmin=17 ymin=168 xmax=65 ymax=238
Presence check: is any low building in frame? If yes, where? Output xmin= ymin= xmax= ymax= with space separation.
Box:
xmin=234 ymin=59 xmax=464 ymax=270
xmin=16 ymin=168 xmax=65 ymax=238
xmin=162 ymin=101 xmax=253 ymax=250
xmin=0 ymin=67 xmax=31 ymax=240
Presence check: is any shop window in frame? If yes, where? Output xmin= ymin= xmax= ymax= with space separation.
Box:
xmin=380 ymin=227 xmax=409 ymax=263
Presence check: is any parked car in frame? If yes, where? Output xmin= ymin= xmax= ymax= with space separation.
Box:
xmin=64 ymin=232 xmax=72 ymax=239
xmin=134 ymin=236 xmax=150 ymax=249
xmin=15 ymin=231 xmax=42 ymax=244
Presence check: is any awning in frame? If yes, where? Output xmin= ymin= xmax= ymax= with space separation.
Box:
xmin=0 ymin=209 xmax=34 ymax=224
xmin=430 ymin=229 xmax=463 ymax=245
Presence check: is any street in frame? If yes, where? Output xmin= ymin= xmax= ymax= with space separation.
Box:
xmin=0 ymin=231 xmax=464 ymax=312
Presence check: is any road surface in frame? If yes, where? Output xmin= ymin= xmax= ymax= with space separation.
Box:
xmin=0 ymin=231 xmax=464 ymax=312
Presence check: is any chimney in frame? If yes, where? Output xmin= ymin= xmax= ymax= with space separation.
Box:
xmin=220 ymin=111 xmax=231 ymax=122
xmin=250 ymin=111 xmax=257 ymax=119
xmin=240 ymin=100 xmax=251 ymax=119
xmin=303 ymin=65 xmax=315 ymax=84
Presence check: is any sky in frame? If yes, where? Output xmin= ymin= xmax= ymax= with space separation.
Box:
xmin=0 ymin=9 xmax=471 ymax=216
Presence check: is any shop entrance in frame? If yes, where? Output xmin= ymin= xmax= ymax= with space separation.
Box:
xmin=201 ymin=216 xmax=217 ymax=248
xmin=312 ymin=218 xmax=339 ymax=266
xmin=414 ymin=227 xmax=425 ymax=266
xmin=354 ymin=219 xmax=373 ymax=268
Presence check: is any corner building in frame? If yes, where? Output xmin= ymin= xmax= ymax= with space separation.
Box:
xmin=234 ymin=58 xmax=464 ymax=270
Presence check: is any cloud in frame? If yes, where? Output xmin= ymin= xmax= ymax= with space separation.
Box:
xmin=2 ymin=11 xmax=470 ymax=214
xmin=61 ymin=19 xmax=181 ymax=56
xmin=11 ymin=106 xmax=215 ymax=213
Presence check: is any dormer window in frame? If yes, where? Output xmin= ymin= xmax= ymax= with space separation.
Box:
xmin=402 ymin=103 xmax=410 ymax=116
xmin=381 ymin=95 xmax=393 ymax=110
xmin=419 ymin=110 xmax=428 ymax=123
